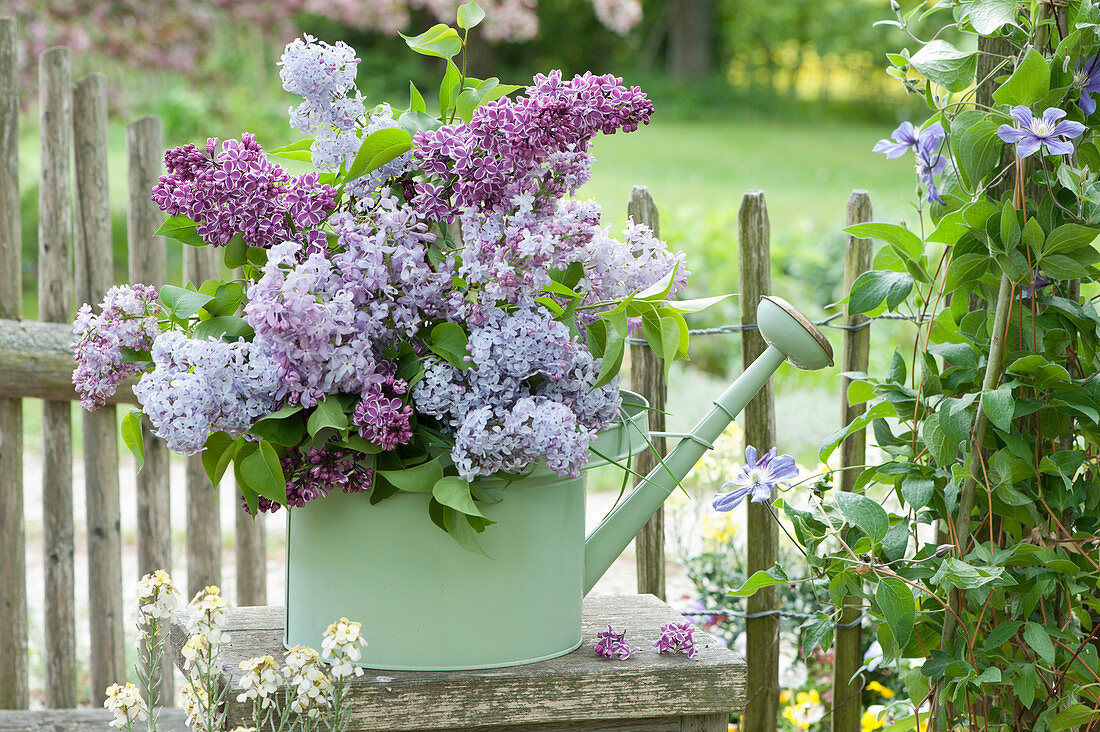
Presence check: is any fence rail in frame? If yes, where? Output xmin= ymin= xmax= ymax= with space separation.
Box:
xmin=0 ymin=20 xmax=876 ymax=732
xmin=0 ymin=24 xmax=268 ymax=710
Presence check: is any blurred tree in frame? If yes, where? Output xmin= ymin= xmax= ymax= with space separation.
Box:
xmin=668 ymin=0 xmax=714 ymax=80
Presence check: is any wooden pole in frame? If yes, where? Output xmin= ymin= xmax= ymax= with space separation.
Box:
xmin=236 ymin=510 xmax=267 ymax=606
xmin=0 ymin=16 xmax=29 ymax=711
xmin=127 ymin=114 xmax=173 ymax=702
xmin=628 ymin=186 xmax=667 ymax=601
xmin=39 ymin=45 xmax=77 ymax=709
xmin=183 ymin=245 xmax=222 ymax=598
xmin=738 ymin=191 xmax=779 ymax=731
xmin=831 ymin=191 xmax=873 ymax=732
xmin=73 ymin=71 xmax=125 ymax=705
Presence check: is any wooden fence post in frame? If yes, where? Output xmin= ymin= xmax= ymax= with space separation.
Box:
xmin=628 ymin=185 xmax=667 ymax=601
xmin=39 ymin=45 xmax=77 ymax=710
xmin=0 ymin=16 xmax=29 ymax=711
xmin=738 ymin=190 xmax=779 ymax=731
xmin=236 ymin=511 xmax=267 ymax=606
xmin=127 ymin=114 xmax=173 ymax=702
xmin=184 ymin=245 xmax=222 ymax=599
xmin=832 ymin=191 xmax=873 ymax=732
xmin=73 ymin=71 xmax=125 ymax=705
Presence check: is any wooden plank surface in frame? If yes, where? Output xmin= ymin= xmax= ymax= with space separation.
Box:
xmin=170 ymin=595 xmax=745 ymax=731
xmin=0 ymin=708 xmax=188 ymax=731
xmin=832 ymin=191 xmax=873 ymax=732
xmin=38 ymin=45 xmax=77 ymax=710
xmin=0 ymin=317 xmax=138 ymax=403
xmin=184 ymin=244 xmax=222 ymax=598
xmin=627 ymin=185 xmax=667 ymax=601
xmin=0 ymin=16 xmax=28 ymax=711
xmin=73 ymin=71 xmax=125 ymax=706
xmin=127 ymin=114 xmax=173 ymax=702
xmin=737 ymin=190 xmax=779 ymax=730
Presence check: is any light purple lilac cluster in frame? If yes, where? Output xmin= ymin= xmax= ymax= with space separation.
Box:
xmin=151 ymin=133 xmax=337 ymax=250
xmin=413 ymin=70 xmax=654 ymax=219
xmin=72 ymin=284 xmax=162 ymax=411
xmin=279 ymin=34 xmax=366 ymax=171
xmin=593 ymin=625 xmax=640 ymax=660
xmin=653 ymin=621 xmax=699 ymax=658
xmin=131 ymin=331 xmax=281 ymax=454
xmin=412 ymin=306 xmax=621 ymax=478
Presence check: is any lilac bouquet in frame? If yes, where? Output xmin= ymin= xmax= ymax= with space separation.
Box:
xmin=72 ymin=4 xmax=720 ymax=550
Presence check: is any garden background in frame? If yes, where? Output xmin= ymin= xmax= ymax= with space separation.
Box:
xmin=9 ymin=0 xmax=923 ymax=713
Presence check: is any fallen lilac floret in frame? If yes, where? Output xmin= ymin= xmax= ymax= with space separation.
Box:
xmin=593 ymin=625 xmax=640 ymax=660
xmin=653 ymin=621 xmax=699 ymax=658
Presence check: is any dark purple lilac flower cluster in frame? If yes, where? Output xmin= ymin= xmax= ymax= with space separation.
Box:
xmin=353 ymin=369 xmax=413 ymax=451
xmin=72 ymin=284 xmax=162 ymax=411
xmin=652 ymin=621 xmax=699 ymax=658
xmin=132 ymin=331 xmax=281 ymax=455
xmin=413 ymin=70 xmax=654 ymax=219
xmin=151 ymin=133 xmax=336 ymax=250
xmin=247 ymin=443 xmax=374 ymax=514
xmin=593 ymin=625 xmax=639 ymax=660
xmin=412 ymin=305 xmax=621 ymax=478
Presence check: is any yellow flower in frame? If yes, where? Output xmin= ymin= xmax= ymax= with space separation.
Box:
xmin=865 ymin=680 xmax=895 ymax=698
xmin=861 ymin=711 xmax=884 ymax=732
xmin=783 ymin=689 xmax=825 ymax=729
xmin=780 ymin=689 xmax=791 ymax=703
xmin=795 ymin=689 xmax=821 ymax=706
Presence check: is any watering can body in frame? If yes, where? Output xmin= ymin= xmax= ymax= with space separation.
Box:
xmin=284 ymin=296 xmax=833 ymax=669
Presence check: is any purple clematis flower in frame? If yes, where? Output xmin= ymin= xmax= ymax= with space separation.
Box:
xmin=1019 ymin=272 xmax=1055 ymax=300
xmin=711 ymin=445 xmax=798 ymax=512
xmin=874 ymin=121 xmax=947 ymax=205
xmin=997 ymin=106 xmax=1086 ymax=159
xmin=1077 ymin=55 xmax=1100 ymax=116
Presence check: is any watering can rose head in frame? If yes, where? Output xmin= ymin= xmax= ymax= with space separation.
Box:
xmin=69 ymin=18 xmax=735 ymax=552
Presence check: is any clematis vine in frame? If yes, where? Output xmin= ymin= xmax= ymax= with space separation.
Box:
xmin=996 ymin=106 xmax=1086 ymax=158
xmin=711 ymin=445 xmax=798 ymax=512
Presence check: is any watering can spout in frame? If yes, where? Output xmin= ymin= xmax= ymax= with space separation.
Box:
xmin=582 ymin=296 xmax=834 ymax=594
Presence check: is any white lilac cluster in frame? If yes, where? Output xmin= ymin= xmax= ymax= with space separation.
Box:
xmin=104 ymin=682 xmax=149 ymax=730
xmin=237 ymin=655 xmax=281 ymax=708
xmin=284 ymin=646 xmax=332 ymax=719
xmin=321 ymin=618 xmax=367 ymax=678
xmin=414 ymin=306 xmax=621 ymax=478
xmin=132 ymin=332 xmax=281 ymax=454
xmin=136 ymin=568 xmax=179 ymax=622
xmin=279 ymin=34 xmax=365 ymax=171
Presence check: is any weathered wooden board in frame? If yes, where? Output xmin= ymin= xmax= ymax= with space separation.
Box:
xmin=0 ymin=708 xmax=188 ymax=731
xmin=170 ymin=595 xmax=745 ymax=731
xmin=0 ymin=318 xmax=138 ymax=403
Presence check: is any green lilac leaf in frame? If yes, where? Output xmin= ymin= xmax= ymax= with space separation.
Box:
xmin=121 ymin=409 xmax=145 ymax=471
xmin=432 ymin=476 xmax=486 ymax=517
xmin=401 ymin=24 xmax=463 ymax=59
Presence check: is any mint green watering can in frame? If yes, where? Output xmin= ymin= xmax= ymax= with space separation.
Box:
xmin=284 ymin=296 xmax=834 ymax=670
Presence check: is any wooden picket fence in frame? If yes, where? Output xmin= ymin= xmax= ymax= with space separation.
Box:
xmin=0 ymin=20 xmax=876 ymax=732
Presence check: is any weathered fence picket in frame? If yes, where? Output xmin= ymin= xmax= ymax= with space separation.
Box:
xmin=832 ymin=191 xmax=873 ymax=732
xmin=738 ymin=191 xmax=780 ymax=731
xmin=126 ymin=114 xmax=175 ymax=704
xmin=73 ymin=70 xmax=126 ymax=706
xmin=0 ymin=16 xmax=28 ymax=712
xmin=629 ymin=185 xmax=668 ymax=602
xmin=184 ymin=245 xmax=223 ymax=599
xmin=39 ymin=45 xmax=77 ymax=710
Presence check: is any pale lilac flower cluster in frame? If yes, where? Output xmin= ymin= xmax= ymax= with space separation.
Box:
xmin=72 ymin=284 xmax=161 ymax=410
xmin=593 ymin=625 xmax=639 ymax=660
xmin=413 ymin=70 xmax=654 ymax=218
xmin=132 ymin=332 xmax=281 ymax=454
xmin=279 ymin=34 xmax=366 ymax=171
xmin=653 ymin=621 xmax=699 ymax=658
xmin=413 ymin=306 xmax=621 ymax=478
xmin=151 ymin=133 xmax=336 ymax=250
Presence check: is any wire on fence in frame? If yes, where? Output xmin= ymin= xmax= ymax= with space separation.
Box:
xmin=679 ymin=607 xmax=866 ymax=629
xmin=624 ymin=312 xmax=929 ymax=345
